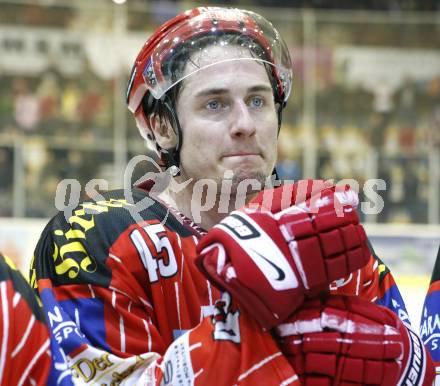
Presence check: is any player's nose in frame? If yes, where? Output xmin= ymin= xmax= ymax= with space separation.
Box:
xmin=229 ymin=100 xmax=256 ymax=138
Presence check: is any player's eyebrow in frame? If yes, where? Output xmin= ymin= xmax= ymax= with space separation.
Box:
xmin=247 ymin=85 xmax=273 ymax=94
xmin=194 ymin=84 xmax=273 ymax=98
xmin=194 ymin=87 xmax=229 ymax=98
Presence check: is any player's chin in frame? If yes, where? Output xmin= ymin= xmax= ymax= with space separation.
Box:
xmin=227 ymin=168 xmax=269 ymax=193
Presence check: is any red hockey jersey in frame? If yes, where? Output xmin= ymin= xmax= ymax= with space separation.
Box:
xmin=31 ymin=187 xmax=411 ymax=385
xmin=0 ymin=252 xmax=51 ymax=385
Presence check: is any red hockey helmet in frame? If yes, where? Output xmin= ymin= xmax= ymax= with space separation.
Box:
xmin=126 ymin=6 xmax=292 ymax=156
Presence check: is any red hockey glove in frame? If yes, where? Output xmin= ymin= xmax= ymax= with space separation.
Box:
xmin=275 ymin=295 xmax=435 ymax=386
xmin=196 ymin=181 xmax=370 ymax=329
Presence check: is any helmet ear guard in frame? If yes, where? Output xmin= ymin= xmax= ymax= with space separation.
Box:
xmin=158 ymin=95 xmax=182 ymax=173
xmin=127 ymin=7 xmax=293 ymax=169
xmin=140 ymin=92 xmax=182 ymax=173
xmin=277 ymin=103 xmax=284 ymax=132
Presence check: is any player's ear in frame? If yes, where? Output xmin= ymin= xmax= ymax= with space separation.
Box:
xmin=150 ymin=115 xmax=178 ymax=150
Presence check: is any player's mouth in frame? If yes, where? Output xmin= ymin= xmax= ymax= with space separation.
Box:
xmin=222 ymin=152 xmax=262 ymax=158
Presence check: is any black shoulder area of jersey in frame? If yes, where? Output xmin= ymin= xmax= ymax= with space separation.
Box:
xmin=430 ymin=245 xmax=440 ymax=284
xmin=91 ymin=188 xmax=195 ymax=237
xmin=0 ymin=253 xmax=46 ymax=322
xmin=367 ymin=238 xmax=390 ymax=282
xmin=32 ymin=188 xmax=194 ymax=287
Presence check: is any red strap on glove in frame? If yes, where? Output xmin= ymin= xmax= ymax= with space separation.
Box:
xmin=196 ymin=181 xmax=370 ymax=329
xmin=275 ymin=295 xmax=435 ymax=386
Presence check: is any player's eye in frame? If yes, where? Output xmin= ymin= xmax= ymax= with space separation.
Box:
xmin=206 ymin=99 xmax=221 ymax=110
xmin=249 ymin=96 xmax=264 ymax=108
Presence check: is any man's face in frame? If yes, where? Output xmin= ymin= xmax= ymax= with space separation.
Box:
xmin=175 ymin=45 xmax=279 ymax=192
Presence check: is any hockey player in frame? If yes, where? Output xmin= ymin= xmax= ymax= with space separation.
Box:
xmin=31 ymin=6 xmax=433 ymax=385
xmin=0 ymin=252 xmax=51 ymax=385
xmin=420 ymin=245 xmax=440 ymax=384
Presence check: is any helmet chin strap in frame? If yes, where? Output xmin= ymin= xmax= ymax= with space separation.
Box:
xmin=272 ymin=100 xmax=284 ymax=185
